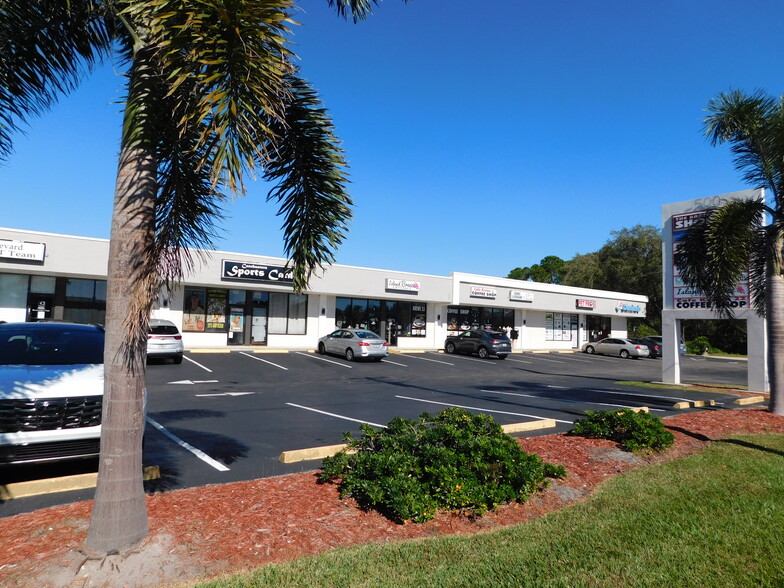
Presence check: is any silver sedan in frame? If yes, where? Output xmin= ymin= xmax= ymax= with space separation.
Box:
xmin=582 ymin=337 xmax=650 ymax=359
xmin=317 ymin=328 xmax=390 ymax=361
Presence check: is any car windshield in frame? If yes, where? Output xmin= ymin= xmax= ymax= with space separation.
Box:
xmin=0 ymin=327 xmax=104 ymax=365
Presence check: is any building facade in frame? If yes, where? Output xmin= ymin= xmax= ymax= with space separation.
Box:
xmin=1 ymin=228 xmax=648 ymax=350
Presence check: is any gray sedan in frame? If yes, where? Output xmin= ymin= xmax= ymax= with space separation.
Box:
xmin=317 ymin=328 xmax=390 ymax=361
xmin=582 ymin=337 xmax=650 ymax=359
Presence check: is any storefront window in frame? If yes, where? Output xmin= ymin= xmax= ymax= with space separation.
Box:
xmin=269 ymin=293 xmax=308 ymax=335
xmin=545 ymin=312 xmax=579 ymax=341
xmin=586 ymin=315 xmax=611 ymax=342
xmin=447 ymin=306 xmax=513 ymax=334
xmin=206 ymin=289 xmax=227 ymax=331
xmin=63 ymin=279 xmax=106 ymax=325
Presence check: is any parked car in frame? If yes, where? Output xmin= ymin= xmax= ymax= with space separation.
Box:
xmin=0 ymin=322 xmax=105 ymax=464
xmin=647 ymin=336 xmax=687 ymax=356
xmin=444 ymin=329 xmax=511 ymax=359
xmin=630 ymin=337 xmax=660 ymax=358
xmin=582 ymin=337 xmax=650 ymax=359
xmin=147 ymin=318 xmax=184 ymax=364
xmin=317 ymin=328 xmax=390 ymax=361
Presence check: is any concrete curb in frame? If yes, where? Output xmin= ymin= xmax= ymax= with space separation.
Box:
xmin=734 ymin=395 xmax=766 ymax=405
xmin=1 ymin=466 xmax=160 ymax=500
xmin=673 ymin=399 xmax=717 ymax=409
xmin=278 ymin=419 xmax=559 ymax=464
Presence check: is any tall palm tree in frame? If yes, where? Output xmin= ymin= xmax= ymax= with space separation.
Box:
xmin=675 ymin=89 xmax=784 ymax=416
xmin=1 ymin=0 xmax=405 ymax=554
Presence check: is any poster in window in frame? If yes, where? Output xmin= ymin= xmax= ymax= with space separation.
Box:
xmin=553 ymin=313 xmax=563 ymax=341
xmin=206 ymin=289 xmax=227 ymax=331
xmin=411 ymin=303 xmax=426 ymax=337
xmin=545 ymin=313 xmax=554 ymax=340
xmin=183 ymin=288 xmax=206 ymax=331
xmin=230 ymin=312 xmax=244 ymax=332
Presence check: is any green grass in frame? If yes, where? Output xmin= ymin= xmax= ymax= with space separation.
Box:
xmin=195 ymin=434 xmax=784 ymax=588
xmin=618 ymin=381 xmax=748 ymax=394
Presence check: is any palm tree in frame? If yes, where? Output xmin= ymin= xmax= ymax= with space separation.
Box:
xmin=1 ymin=0 xmax=404 ymax=554
xmin=674 ymin=89 xmax=784 ymax=416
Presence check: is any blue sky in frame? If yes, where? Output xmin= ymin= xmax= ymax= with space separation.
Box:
xmin=2 ymin=0 xmax=783 ymax=279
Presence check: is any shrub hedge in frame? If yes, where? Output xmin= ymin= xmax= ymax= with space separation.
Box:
xmin=319 ymin=408 xmax=566 ymax=523
xmin=568 ymin=408 xmax=675 ymax=452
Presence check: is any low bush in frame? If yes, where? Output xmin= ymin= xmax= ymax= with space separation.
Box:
xmin=319 ymin=407 xmax=566 ymax=523
xmin=686 ymin=335 xmax=720 ymax=355
xmin=568 ymin=408 xmax=674 ymax=452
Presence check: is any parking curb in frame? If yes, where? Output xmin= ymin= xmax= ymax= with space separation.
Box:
xmin=734 ymin=395 xmax=766 ymax=405
xmin=0 ymin=466 xmax=161 ymax=500
xmin=673 ymin=399 xmax=717 ymax=409
xmin=278 ymin=420 xmax=559 ymax=464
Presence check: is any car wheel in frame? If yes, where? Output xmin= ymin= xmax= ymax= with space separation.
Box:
xmin=173 ymin=354 xmax=183 ymax=365
xmin=585 ymin=346 xmax=595 ymax=354
xmin=497 ymin=354 xmax=508 ymax=360
xmin=318 ymin=342 xmax=326 ymax=355
xmin=620 ymin=349 xmax=630 ymax=359
xmin=477 ymin=346 xmax=489 ymax=359
xmin=445 ymin=342 xmax=456 ymax=354
xmin=345 ymin=348 xmax=354 ymax=361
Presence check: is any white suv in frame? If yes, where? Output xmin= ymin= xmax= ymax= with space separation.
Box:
xmin=0 ymin=322 xmax=105 ymax=464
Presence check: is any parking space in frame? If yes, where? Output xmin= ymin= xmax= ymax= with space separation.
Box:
xmin=0 ymin=348 xmax=758 ymax=516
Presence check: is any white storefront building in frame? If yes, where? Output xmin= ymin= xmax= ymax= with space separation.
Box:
xmin=0 ymin=228 xmax=647 ymax=351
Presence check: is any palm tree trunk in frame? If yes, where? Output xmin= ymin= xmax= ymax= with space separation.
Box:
xmin=767 ymin=249 xmax=784 ymax=416
xmin=85 ymin=141 xmax=156 ymax=554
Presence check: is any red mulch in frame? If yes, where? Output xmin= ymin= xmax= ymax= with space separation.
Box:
xmin=1 ymin=408 xmax=782 ymax=587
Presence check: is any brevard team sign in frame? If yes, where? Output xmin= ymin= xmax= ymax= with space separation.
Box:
xmin=221 ymin=260 xmax=293 ymax=283
xmin=0 ymin=239 xmax=46 ymax=261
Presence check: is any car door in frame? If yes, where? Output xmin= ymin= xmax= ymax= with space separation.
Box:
xmin=456 ymin=331 xmax=476 ymax=354
xmin=597 ymin=339 xmax=621 ymax=356
xmin=325 ymin=330 xmax=345 ymax=354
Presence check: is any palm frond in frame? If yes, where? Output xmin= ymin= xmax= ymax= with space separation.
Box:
xmin=326 ymin=0 xmax=412 ymax=23
xmin=0 ymin=0 xmax=113 ymax=160
xmin=704 ymin=90 xmax=784 ymax=206
xmin=674 ymin=199 xmax=766 ymax=317
xmin=264 ymin=75 xmax=352 ymax=292
xmin=125 ymin=0 xmax=296 ymax=195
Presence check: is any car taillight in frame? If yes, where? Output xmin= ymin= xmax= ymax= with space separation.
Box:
xmin=357 ymin=341 xmax=370 ymax=347
xmin=174 ymin=335 xmax=182 ymax=340
xmin=382 ymin=342 xmax=389 ymax=346
xmin=634 ymin=345 xmax=642 ymax=349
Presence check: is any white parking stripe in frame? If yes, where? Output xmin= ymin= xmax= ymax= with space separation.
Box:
xmin=480 ymin=389 xmax=665 ymax=412
xmin=145 ymin=416 xmax=229 ymax=471
xmin=394 ymin=395 xmax=573 ymax=424
xmin=381 ymin=358 xmax=409 ymax=367
xmin=239 ymin=351 xmax=288 ymax=370
xmin=397 ymin=354 xmax=455 ymax=366
xmin=435 ymin=353 xmax=498 ymax=365
xmin=183 ymin=354 xmax=213 ymax=372
xmin=588 ymin=388 xmax=694 ymax=402
xmin=505 ymin=357 xmax=533 ymax=364
xmin=295 ymin=351 xmax=352 ymax=368
xmin=286 ymin=403 xmax=386 ymax=428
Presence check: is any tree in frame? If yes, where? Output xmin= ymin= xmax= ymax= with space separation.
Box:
xmin=1 ymin=0 xmax=405 ymax=554
xmin=508 ymin=255 xmax=568 ymax=283
xmin=675 ymin=89 xmax=783 ymax=416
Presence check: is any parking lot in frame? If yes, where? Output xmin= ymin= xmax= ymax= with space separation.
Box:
xmin=0 ymin=349 xmax=757 ymax=516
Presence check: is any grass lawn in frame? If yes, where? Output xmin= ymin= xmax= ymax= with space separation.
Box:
xmin=195 ymin=434 xmax=784 ymax=588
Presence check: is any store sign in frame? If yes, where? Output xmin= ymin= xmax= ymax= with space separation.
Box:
xmin=576 ymin=299 xmax=596 ymax=310
xmin=509 ymin=290 xmax=533 ymax=303
xmin=0 ymin=239 xmax=45 ymax=262
xmin=221 ymin=260 xmax=293 ymax=283
xmin=470 ymin=286 xmax=497 ymax=299
xmin=615 ymin=302 xmax=642 ymax=314
xmin=386 ymin=278 xmax=421 ymax=293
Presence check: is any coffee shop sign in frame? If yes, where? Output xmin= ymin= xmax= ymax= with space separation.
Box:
xmin=222 ymin=260 xmax=293 ymax=283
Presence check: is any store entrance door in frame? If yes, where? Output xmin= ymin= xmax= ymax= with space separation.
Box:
xmin=251 ymin=307 xmax=268 ymax=345
xmin=26 ymin=293 xmax=53 ymax=322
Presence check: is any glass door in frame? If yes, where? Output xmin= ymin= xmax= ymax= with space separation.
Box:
xmin=251 ymin=307 xmax=268 ymax=345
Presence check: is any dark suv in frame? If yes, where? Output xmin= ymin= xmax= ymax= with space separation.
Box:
xmin=444 ymin=329 xmax=512 ymax=359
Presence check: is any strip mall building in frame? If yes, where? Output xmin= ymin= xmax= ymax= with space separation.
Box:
xmin=0 ymin=228 xmax=647 ymax=351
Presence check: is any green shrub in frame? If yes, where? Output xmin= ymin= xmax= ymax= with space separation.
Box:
xmin=568 ymin=408 xmax=675 ymax=452
xmin=686 ymin=335 xmax=720 ymax=355
xmin=319 ymin=408 xmax=566 ymax=523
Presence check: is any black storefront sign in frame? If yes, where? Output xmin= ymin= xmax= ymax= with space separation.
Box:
xmin=221 ymin=260 xmax=294 ymax=284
